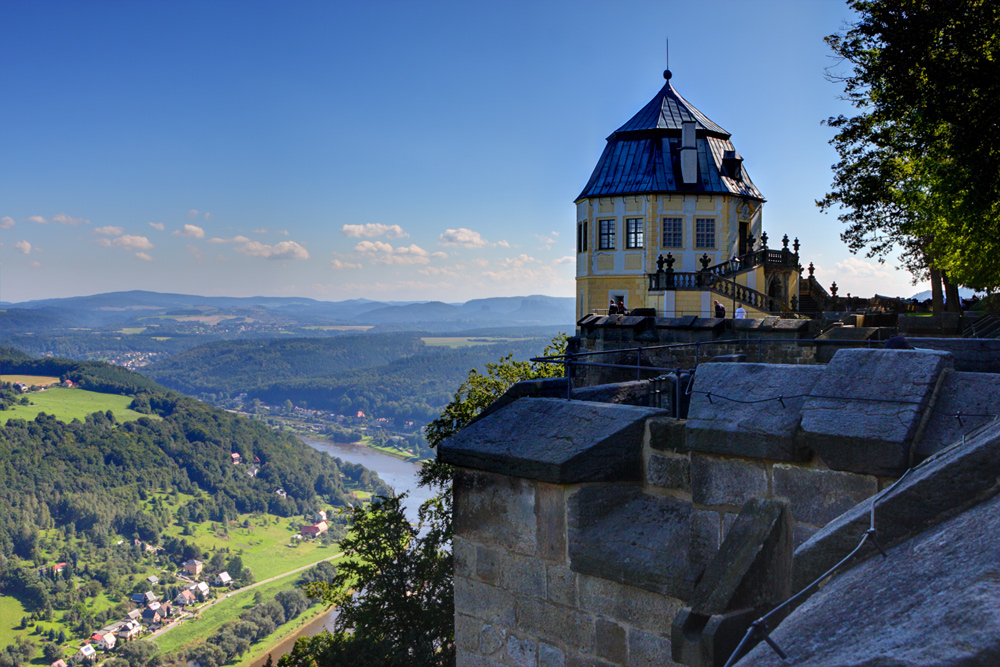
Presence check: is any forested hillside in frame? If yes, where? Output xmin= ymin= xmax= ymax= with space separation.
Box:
xmin=144 ymin=335 xmax=558 ymax=423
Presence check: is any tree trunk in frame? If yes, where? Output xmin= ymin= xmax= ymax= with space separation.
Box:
xmin=942 ymin=271 xmax=962 ymax=313
xmin=930 ymin=268 xmax=944 ymax=316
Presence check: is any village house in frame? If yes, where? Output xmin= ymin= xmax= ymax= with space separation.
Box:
xmin=116 ymin=620 xmax=142 ymax=640
xmin=76 ymin=644 xmax=96 ymax=660
xmin=127 ymin=609 xmax=142 ymax=621
xmin=52 ymin=562 xmax=67 ymax=575
xmin=131 ymin=591 xmax=157 ymax=605
xmin=189 ymin=581 xmax=210 ymax=599
xmin=51 ymin=659 xmax=68 ymax=667
xmin=140 ymin=608 xmax=161 ymax=625
xmin=96 ymin=632 xmax=116 ymax=650
xmin=314 ymin=509 xmax=327 ymax=523
xmin=230 ymin=452 xmax=241 ymax=464
xmin=182 ymin=559 xmax=203 ymax=576
xmin=146 ymin=575 xmax=158 ymax=584
xmin=174 ymin=589 xmax=197 ymax=606
xmin=300 ymin=521 xmax=328 ymax=537
xmin=214 ymin=571 xmax=232 ymax=586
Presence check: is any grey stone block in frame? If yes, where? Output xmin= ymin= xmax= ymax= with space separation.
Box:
xmin=689 ymin=509 xmax=721 ymax=569
xmin=648 ymin=417 xmax=687 ymax=452
xmin=910 ymin=337 xmax=1000 ymax=373
xmin=440 ymin=398 xmax=661 ymax=483
xmin=772 ymin=465 xmax=878 ymax=527
xmin=628 ymin=629 xmax=679 ymax=667
xmin=454 ymin=536 xmax=475 ymax=578
xmin=577 ymin=574 xmax=682 ymax=634
xmin=516 ymin=597 xmax=595 ymax=655
xmin=793 ymin=420 xmax=1000 ymax=592
xmin=536 ymin=483 xmax=567 ymax=562
xmin=915 ymin=370 xmax=1000 ymax=460
xmin=455 ymin=613 xmax=481 ymax=652
xmin=690 ymin=454 xmax=768 ymax=507
xmin=456 ymin=650 xmax=506 ymax=667
xmin=686 ymin=363 xmax=824 ymax=461
xmin=799 ymin=348 xmax=953 ymax=476
xmin=595 ymin=619 xmax=627 ymax=664
xmin=647 ymin=453 xmax=690 ymax=491
xmin=476 ymin=545 xmax=500 ymax=585
xmin=547 ymin=564 xmax=577 ymax=608
xmin=455 ymin=576 xmax=515 ymax=626
xmin=454 ymin=469 xmax=536 ymax=556
xmin=539 ymin=642 xmax=566 ymax=667
xmin=572 ymin=380 xmax=656 ymax=407
xmin=739 ymin=491 xmax=1000 ymax=667
xmin=500 ymin=553 xmax=547 ymax=599
xmin=480 ymin=624 xmax=505 ymax=655
xmin=569 ymin=485 xmax=699 ymax=598
xmin=506 ymin=634 xmax=537 ymax=667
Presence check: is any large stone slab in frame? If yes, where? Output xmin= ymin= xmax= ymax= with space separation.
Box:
xmin=914 ymin=370 xmax=1000 ymax=460
xmin=439 ymin=398 xmax=662 ymax=483
xmin=737 ymin=491 xmax=1000 ymax=667
xmin=910 ymin=337 xmax=1000 ymax=373
xmin=454 ymin=469 xmax=537 ymax=557
xmin=792 ymin=419 xmax=1000 ymax=592
xmin=568 ymin=486 xmax=699 ymax=599
xmin=798 ymin=348 xmax=953 ymax=476
xmin=686 ymin=364 xmax=825 ymax=461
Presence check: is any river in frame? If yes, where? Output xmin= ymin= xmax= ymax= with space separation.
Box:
xmin=248 ymin=436 xmax=429 ymax=666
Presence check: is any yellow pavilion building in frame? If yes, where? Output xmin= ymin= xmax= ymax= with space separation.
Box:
xmin=575 ymin=68 xmax=800 ymax=319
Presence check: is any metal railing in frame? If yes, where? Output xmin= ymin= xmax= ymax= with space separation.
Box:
xmin=647 ymin=271 xmax=793 ymax=314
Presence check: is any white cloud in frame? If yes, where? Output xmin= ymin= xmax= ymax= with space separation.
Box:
xmin=235 ymin=240 xmax=310 ymax=260
xmin=52 ymin=213 xmax=87 ymax=226
xmin=253 ymin=228 xmax=268 ymax=234
xmin=29 ymin=260 xmax=41 ymax=267
xmin=186 ymin=245 xmax=202 ymax=260
xmin=204 ymin=212 xmax=213 ymax=220
xmin=341 ymin=223 xmax=409 ymax=239
xmin=0 ymin=216 xmax=14 ymax=229
xmin=330 ymin=259 xmax=363 ymax=270
xmin=187 ymin=209 xmax=199 ymax=218
xmin=173 ymin=224 xmax=205 ymax=239
xmin=553 ymin=255 xmax=575 ymax=265
xmin=26 ymin=215 xmax=47 ymax=224
xmin=496 ymin=240 xmax=511 ymax=248
xmin=14 ymin=240 xmax=31 ymax=254
xmin=535 ymin=232 xmax=559 ymax=250
xmin=148 ymin=222 xmax=165 ymax=231
xmin=470 ymin=258 xmax=489 ymax=267
xmin=439 ymin=228 xmax=488 ymax=247
xmin=112 ymin=235 xmax=154 ymax=250
xmin=354 ymin=240 xmax=394 ymax=254
xmin=431 ymin=251 xmax=448 ymax=259
xmin=419 ymin=265 xmax=462 ymax=277
xmin=207 ymin=235 xmax=251 ymax=244
xmin=498 ymin=254 xmax=541 ymax=269
xmin=135 ymin=252 xmax=153 ymax=261
xmin=93 ymin=226 xmax=124 ymax=236
xmin=278 ymin=229 xmax=290 ymax=236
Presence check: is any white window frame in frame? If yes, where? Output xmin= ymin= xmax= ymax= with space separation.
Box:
xmin=625 ymin=218 xmax=644 ymax=249
xmin=598 ymin=219 xmax=616 ymax=250
xmin=695 ymin=217 xmax=716 ymax=249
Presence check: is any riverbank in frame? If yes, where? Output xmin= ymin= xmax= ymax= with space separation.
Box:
xmin=238 ymin=604 xmax=337 ymax=667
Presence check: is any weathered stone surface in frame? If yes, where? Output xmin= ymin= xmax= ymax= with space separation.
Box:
xmin=506 ymin=634 xmax=537 ymax=667
xmin=915 ymin=370 xmax=1000 ymax=460
xmin=798 ymin=348 xmax=953 ymax=476
xmin=688 ymin=498 xmax=792 ymax=616
xmin=793 ymin=420 xmax=1000 ymax=592
xmin=454 ymin=469 xmax=536 ymax=556
xmin=569 ymin=486 xmax=698 ymax=598
xmin=573 ymin=380 xmax=655 ymax=407
xmin=479 ymin=624 xmax=505 ymax=655
xmin=772 ymin=465 xmax=878 ymax=527
xmin=499 ymin=553 xmax=546 ymax=599
xmin=628 ymin=629 xmax=679 ymax=667
xmin=910 ymin=337 xmax=1000 ymax=373
xmin=647 ymin=453 xmax=690 ymax=491
xmin=515 ymin=597 xmax=595 ymax=655
xmin=440 ymin=398 xmax=661 ymax=483
xmin=648 ymin=416 xmax=687 ymax=452
xmin=536 ymin=483 xmax=567 ymax=562
xmin=690 ymin=454 xmax=767 ymax=507
xmin=547 ymin=564 xmax=577 ymax=608
xmin=454 ymin=576 xmax=515 ymax=626
xmin=539 ymin=643 xmax=566 ymax=667
xmin=577 ymin=574 xmax=682 ymax=634
xmin=686 ymin=363 xmax=824 ymax=461
xmin=455 ymin=613 xmax=481 ymax=652
xmin=689 ymin=509 xmax=721 ymax=569
xmin=595 ymin=619 xmax=627 ymax=664
xmin=456 ymin=650 xmax=505 ymax=667
xmin=453 ymin=536 xmax=475 ymax=578
xmin=474 ymin=377 xmax=571 ymax=424
xmin=738 ymin=491 xmax=1000 ymax=667
xmin=476 ymin=545 xmax=500 ymax=585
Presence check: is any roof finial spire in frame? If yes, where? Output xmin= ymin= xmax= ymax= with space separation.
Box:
xmin=663 ymin=36 xmax=672 ymax=80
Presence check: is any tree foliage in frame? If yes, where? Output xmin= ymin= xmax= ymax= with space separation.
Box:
xmin=279 ymin=334 xmax=567 ymax=667
xmin=819 ymin=0 xmax=1000 ymax=291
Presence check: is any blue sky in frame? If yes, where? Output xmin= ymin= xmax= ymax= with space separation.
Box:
xmin=0 ymin=0 xmax=925 ymax=304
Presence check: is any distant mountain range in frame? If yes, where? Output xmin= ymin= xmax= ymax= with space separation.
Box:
xmin=0 ymin=290 xmax=576 ymax=332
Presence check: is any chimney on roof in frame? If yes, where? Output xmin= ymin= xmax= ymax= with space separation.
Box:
xmin=723 ymin=150 xmax=744 ymax=181
xmin=680 ymin=120 xmax=698 ymax=184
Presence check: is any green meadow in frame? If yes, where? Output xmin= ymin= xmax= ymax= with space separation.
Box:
xmin=0 ymin=386 xmax=156 ymax=425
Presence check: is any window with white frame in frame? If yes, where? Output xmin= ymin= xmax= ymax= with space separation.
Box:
xmin=625 ymin=218 xmax=644 ymax=249
xmin=695 ymin=218 xmax=716 ymax=249
xmin=598 ymin=219 xmax=615 ymax=250
xmin=662 ymin=217 xmax=683 ymax=248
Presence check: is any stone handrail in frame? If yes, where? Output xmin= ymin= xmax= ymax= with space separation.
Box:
xmin=693 ymin=248 xmax=799 ymax=279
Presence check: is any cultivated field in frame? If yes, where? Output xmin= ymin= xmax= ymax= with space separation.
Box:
xmin=0 ymin=386 xmax=155 ymax=424
xmin=420 ymin=336 xmax=515 ymax=348
xmin=1 ymin=374 xmax=61 ymax=386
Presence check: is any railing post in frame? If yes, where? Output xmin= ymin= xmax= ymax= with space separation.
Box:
xmin=636 ymin=347 xmax=642 ymax=382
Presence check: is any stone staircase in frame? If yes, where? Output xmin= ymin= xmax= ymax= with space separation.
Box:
xmin=964 ymin=315 xmax=1000 ymax=338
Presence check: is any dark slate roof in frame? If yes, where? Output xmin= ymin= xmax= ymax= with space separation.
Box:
xmin=614 ymin=81 xmax=729 ymax=136
xmin=577 ymin=78 xmax=764 ymax=201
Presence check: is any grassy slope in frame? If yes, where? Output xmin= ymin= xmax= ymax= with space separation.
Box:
xmin=0 ymin=386 xmax=154 ymax=424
